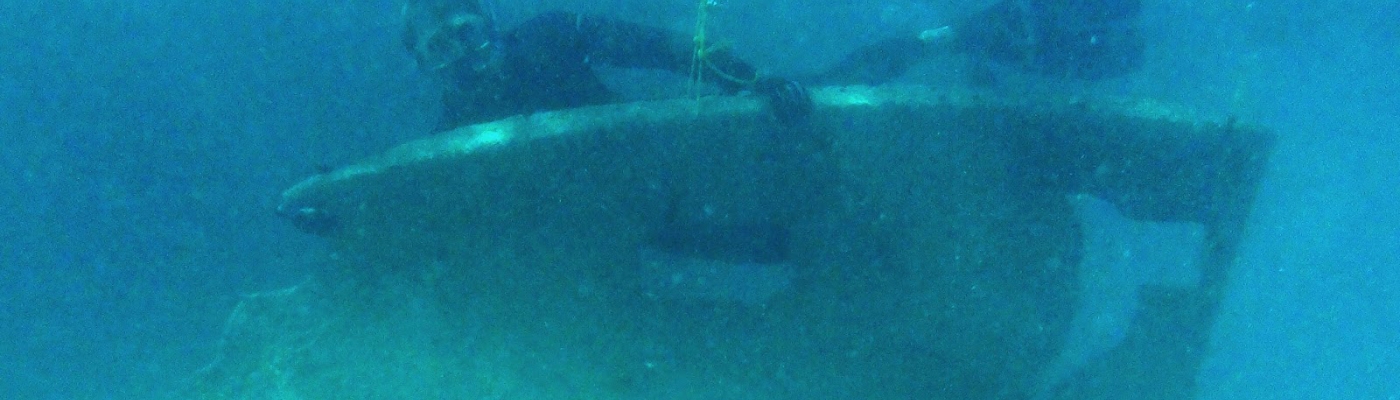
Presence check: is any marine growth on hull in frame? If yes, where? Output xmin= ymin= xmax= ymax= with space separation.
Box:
xmin=191 ymin=85 xmax=1273 ymax=400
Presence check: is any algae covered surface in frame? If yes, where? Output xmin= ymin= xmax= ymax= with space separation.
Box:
xmin=192 ymin=86 xmax=1271 ymax=399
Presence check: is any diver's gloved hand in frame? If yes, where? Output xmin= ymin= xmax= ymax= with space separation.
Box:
xmin=756 ymin=77 xmax=812 ymax=126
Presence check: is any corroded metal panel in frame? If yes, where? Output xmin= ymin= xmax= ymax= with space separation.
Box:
xmin=193 ymin=85 xmax=1272 ymax=399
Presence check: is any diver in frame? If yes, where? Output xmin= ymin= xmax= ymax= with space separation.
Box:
xmin=402 ymin=0 xmax=1144 ymax=131
xmin=401 ymin=0 xmax=813 ymax=130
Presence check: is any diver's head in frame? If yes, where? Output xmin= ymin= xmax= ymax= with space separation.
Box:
xmin=403 ymin=2 xmax=501 ymax=74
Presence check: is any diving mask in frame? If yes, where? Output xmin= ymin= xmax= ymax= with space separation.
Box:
xmin=412 ymin=12 xmax=500 ymax=73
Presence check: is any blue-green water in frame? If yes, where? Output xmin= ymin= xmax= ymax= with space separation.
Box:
xmin=1 ymin=1 xmax=1396 ymax=398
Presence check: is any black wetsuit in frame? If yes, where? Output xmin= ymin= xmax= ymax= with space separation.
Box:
xmin=430 ymin=0 xmax=1143 ymax=129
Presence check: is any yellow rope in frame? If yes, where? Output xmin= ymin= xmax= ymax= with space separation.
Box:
xmin=689 ymin=0 xmax=758 ymax=104
xmin=689 ymin=0 xmax=713 ymax=100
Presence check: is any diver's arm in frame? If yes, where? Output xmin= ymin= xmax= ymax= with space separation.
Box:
xmin=511 ymin=12 xmax=806 ymax=122
xmin=557 ymin=13 xmax=762 ymax=93
xmin=806 ymin=35 xmax=946 ymax=86
xmin=800 ymin=22 xmax=967 ymax=87
xmin=550 ymin=12 xmax=808 ymax=123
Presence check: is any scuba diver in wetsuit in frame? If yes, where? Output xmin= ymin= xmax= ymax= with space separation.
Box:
xmin=402 ymin=0 xmax=813 ymax=130
xmin=402 ymin=0 xmax=1144 ymax=131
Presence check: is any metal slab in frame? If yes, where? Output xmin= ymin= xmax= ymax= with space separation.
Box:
xmin=196 ymin=85 xmax=1273 ymax=399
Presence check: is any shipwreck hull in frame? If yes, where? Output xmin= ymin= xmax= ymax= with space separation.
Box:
xmin=194 ymin=85 xmax=1273 ymax=399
